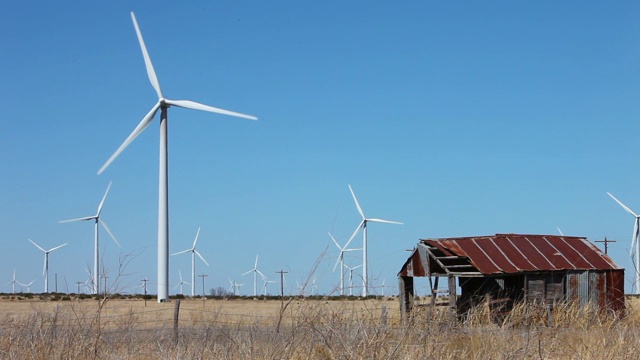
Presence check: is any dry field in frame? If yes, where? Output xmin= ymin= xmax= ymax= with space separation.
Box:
xmin=0 ymin=295 xmax=639 ymax=359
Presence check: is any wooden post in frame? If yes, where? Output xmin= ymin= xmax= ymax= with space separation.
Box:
xmin=398 ymin=275 xmax=414 ymax=321
xmin=448 ymin=275 xmax=457 ymax=319
xmin=431 ymin=276 xmax=440 ymax=306
xmin=174 ymin=299 xmax=181 ymax=344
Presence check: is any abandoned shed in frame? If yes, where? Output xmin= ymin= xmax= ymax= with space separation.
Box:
xmin=398 ymin=234 xmax=625 ymax=319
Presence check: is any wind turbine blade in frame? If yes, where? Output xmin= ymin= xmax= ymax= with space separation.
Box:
xmin=164 ymin=99 xmax=257 ymax=120
xmin=348 ymin=185 xmax=365 ymax=219
xmin=333 ymin=254 xmax=342 ymax=273
xmin=172 ymin=283 xmax=180 ymax=290
xmin=632 ymin=219 xmax=640 ymax=258
xmin=42 ymin=256 xmax=46 ymax=276
xmin=343 ymin=220 xmax=365 ymax=250
xmin=256 ymin=270 xmax=266 ymax=280
xmin=99 ymin=219 xmax=121 ymax=247
xmin=171 ymin=249 xmax=191 ymax=256
xmin=28 ymin=239 xmax=46 ymax=252
xmin=96 ymin=181 xmax=112 ymax=216
xmin=353 ymin=264 xmax=363 ymax=270
xmin=49 ymin=243 xmax=68 ymax=252
xmin=97 ymin=102 xmax=161 ymax=175
xmin=59 ymin=216 xmax=95 ymax=223
xmin=329 ymin=232 xmax=342 ymax=250
xmin=130 ymin=12 xmax=163 ymax=99
xmin=557 ymin=227 xmax=564 ymax=236
xmin=241 ymin=270 xmax=252 ymax=276
xmin=368 ymin=218 xmax=403 ymax=225
xmin=192 ymin=227 xmax=201 ymax=248
xmin=254 ymin=255 xmax=259 ymax=269
xmin=607 ymin=192 xmax=639 ymax=217
xmin=178 ymin=269 xmax=183 ymax=281
xmin=194 ymin=250 xmax=210 ymax=266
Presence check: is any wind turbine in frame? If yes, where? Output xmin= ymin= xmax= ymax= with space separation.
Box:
xmin=7 ymin=269 xmax=21 ymax=294
xmin=96 ymin=12 xmax=257 ymax=303
xmin=173 ymin=270 xmax=189 ymax=295
xmin=172 ymin=227 xmax=209 ymax=296
xmin=242 ymin=255 xmax=265 ymax=297
xmin=60 ymin=181 xmax=119 ymax=294
xmin=330 ymin=232 xmax=361 ymax=296
xmin=607 ymin=192 xmax=640 ymax=294
xmin=343 ymin=185 xmax=402 ymax=297
xmin=344 ymin=264 xmax=362 ymax=296
xmin=228 ymin=279 xmax=243 ymax=296
xmin=261 ymin=276 xmax=277 ymax=296
xmin=28 ymin=239 xmax=67 ymax=293
xmin=18 ymin=279 xmax=35 ymax=293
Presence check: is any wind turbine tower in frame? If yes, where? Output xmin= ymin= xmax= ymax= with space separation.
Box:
xmin=28 ymin=239 xmax=67 ymax=293
xmin=607 ymin=192 xmax=640 ymax=294
xmin=97 ymin=12 xmax=257 ymax=302
xmin=344 ymin=185 xmax=402 ymax=297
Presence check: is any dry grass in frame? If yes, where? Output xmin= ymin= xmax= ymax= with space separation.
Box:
xmin=0 ymin=295 xmax=638 ymax=359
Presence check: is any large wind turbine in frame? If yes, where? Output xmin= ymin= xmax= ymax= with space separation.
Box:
xmin=329 ymin=232 xmax=361 ymax=296
xmin=28 ymin=239 xmax=67 ymax=293
xmin=172 ymin=227 xmax=209 ymax=296
xmin=97 ymin=12 xmax=257 ymax=303
xmin=607 ymin=192 xmax=640 ymax=294
xmin=60 ymin=181 xmax=119 ymax=294
xmin=344 ymin=185 xmax=402 ymax=297
xmin=242 ymin=255 xmax=266 ymax=297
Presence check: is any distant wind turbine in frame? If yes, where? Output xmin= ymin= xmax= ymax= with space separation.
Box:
xmin=172 ymin=227 xmax=209 ymax=296
xmin=607 ymin=192 xmax=640 ymax=294
xmin=173 ymin=270 xmax=189 ymax=295
xmin=242 ymin=255 xmax=266 ymax=297
xmin=60 ymin=181 xmax=119 ymax=294
xmin=344 ymin=264 xmax=362 ymax=296
xmin=96 ymin=12 xmax=257 ymax=303
xmin=344 ymin=185 xmax=402 ymax=297
xmin=17 ymin=279 xmax=35 ymax=293
xmin=28 ymin=239 xmax=67 ymax=293
xmin=262 ymin=277 xmax=277 ymax=296
xmin=329 ymin=232 xmax=361 ymax=296
xmin=7 ymin=269 xmax=21 ymax=294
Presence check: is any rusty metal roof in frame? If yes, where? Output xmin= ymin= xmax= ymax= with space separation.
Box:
xmin=420 ymin=234 xmax=620 ymax=274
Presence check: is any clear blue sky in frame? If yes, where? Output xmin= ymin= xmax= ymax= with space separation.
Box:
xmin=1 ymin=1 xmax=639 ymax=296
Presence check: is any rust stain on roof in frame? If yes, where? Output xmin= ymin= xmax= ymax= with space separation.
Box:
xmin=420 ymin=234 xmax=620 ymax=274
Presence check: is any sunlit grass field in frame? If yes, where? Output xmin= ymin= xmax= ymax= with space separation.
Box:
xmin=0 ymin=294 xmax=638 ymax=359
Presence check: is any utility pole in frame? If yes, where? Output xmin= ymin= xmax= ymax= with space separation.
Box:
xmin=198 ymin=274 xmax=208 ymax=297
xmin=596 ymin=237 xmax=616 ymax=255
xmin=55 ymin=274 xmax=58 ymax=293
xmin=276 ymin=270 xmax=288 ymax=297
